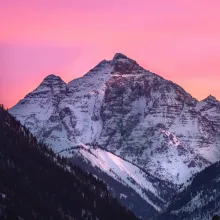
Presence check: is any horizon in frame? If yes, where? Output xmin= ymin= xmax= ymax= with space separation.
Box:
xmin=1 ymin=0 xmax=220 ymax=108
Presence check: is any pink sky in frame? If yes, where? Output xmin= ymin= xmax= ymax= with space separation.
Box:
xmin=1 ymin=0 xmax=220 ymax=108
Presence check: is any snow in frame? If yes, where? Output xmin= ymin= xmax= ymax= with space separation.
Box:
xmin=0 ymin=193 xmax=6 ymax=199
xmin=75 ymin=146 xmax=163 ymax=211
xmin=120 ymin=193 xmax=128 ymax=199
xmin=160 ymin=129 xmax=181 ymax=147
xmin=63 ymin=61 xmax=114 ymax=144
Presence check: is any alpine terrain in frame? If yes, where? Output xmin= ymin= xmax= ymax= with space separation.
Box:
xmin=9 ymin=53 xmax=220 ymax=219
xmin=156 ymin=160 xmax=220 ymax=220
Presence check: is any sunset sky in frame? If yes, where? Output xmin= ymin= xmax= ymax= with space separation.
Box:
xmin=1 ymin=0 xmax=220 ymax=108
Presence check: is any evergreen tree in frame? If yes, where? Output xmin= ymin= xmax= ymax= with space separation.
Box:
xmin=213 ymin=215 xmax=220 ymax=220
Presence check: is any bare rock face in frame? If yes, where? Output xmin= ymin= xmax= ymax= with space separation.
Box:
xmin=10 ymin=54 xmax=220 ymax=187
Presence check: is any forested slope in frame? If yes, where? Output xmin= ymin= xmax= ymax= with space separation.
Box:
xmin=0 ymin=105 xmax=137 ymax=220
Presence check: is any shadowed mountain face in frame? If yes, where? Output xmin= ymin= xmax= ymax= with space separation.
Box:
xmin=155 ymin=161 xmax=220 ymax=220
xmin=9 ymin=53 xmax=220 ymax=217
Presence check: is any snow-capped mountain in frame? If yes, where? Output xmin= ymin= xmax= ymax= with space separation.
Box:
xmin=9 ymin=53 xmax=220 ymax=216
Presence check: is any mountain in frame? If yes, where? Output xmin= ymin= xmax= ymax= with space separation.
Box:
xmin=0 ymin=105 xmax=137 ymax=220
xmin=155 ymin=161 xmax=220 ymax=220
xmin=9 ymin=53 xmax=220 ymax=217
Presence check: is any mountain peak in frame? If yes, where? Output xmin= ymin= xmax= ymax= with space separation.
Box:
xmin=43 ymin=74 xmax=62 ymax=81
xmin=113 ymin=53 xmax=129 ymax=60
xmin=34 ymin=74 xmax=67 ymax=93
xmin=41 ymin=74 xmax=66 ymax=85
xmin=203 ymin=95 xmax=219 ymax=103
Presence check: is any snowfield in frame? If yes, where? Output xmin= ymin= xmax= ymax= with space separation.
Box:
xmin=72 ymin=145 xmax=163 ymax=211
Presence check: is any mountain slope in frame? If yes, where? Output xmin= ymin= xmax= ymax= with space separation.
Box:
xmin=9 ymin=53 xmax=220 ymax=210
xmin=0 ymin=105 xmax=137 ymax=220
xmin=70 ymin=145 xmax=175 ymax=219
xmin=155 ymin=161 xmax=220 ymax=220
xmin=70 ymin=145 xmax=176 ymax=215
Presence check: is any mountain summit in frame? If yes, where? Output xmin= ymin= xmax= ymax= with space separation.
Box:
xmin=113 ymin=52 xmax=129 ymax=60
xmin=203 ymin=95 xmax=219 ymax=104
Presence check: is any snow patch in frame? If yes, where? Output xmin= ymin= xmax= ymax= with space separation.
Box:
xmin=74 ymin=146 xmax=163 ymax=211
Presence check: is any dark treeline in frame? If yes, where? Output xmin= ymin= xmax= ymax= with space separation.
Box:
xmin=0 ymin=104 xmax=137 ymax=220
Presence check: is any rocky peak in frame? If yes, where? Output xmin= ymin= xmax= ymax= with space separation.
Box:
xmin=40 ymin=73 xmax=66 ymax=85
xmin=25 ymin=74 xmax=67 ymax=97
xmin=203 ymin=95 xmax=219 ymax=104
xmin=112 ymin=53 xmax=129 ymax=60
xmin=42 ymin=74 xmax=65 ymax=84
xmin=110 ymin=53 xmax=147 ymax=76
